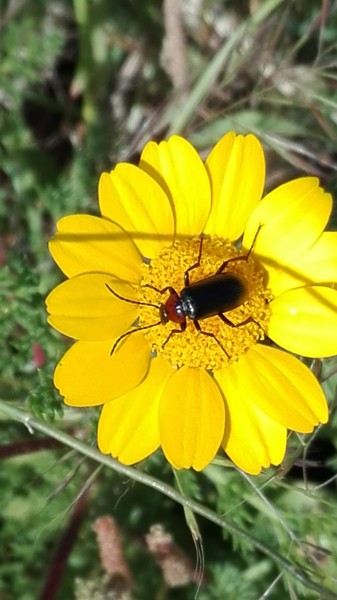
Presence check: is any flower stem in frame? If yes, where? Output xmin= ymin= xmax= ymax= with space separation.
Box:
xmin=0 ymin=399 xmax=336 ymax=600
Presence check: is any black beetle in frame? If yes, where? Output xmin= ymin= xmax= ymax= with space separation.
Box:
xmin=106 ymin=235 xmax=259 ymax=356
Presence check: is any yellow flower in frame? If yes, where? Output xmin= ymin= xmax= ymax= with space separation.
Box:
xmin=46 ymin=132 xmax=337 ymax=475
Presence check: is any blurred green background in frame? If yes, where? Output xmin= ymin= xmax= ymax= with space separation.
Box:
xmin=1 ymin=0 xmax=337 ymax=598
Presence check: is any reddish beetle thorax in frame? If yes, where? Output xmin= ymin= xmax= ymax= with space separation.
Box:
xmin=160 ymin=292 xmax=185 ymax=325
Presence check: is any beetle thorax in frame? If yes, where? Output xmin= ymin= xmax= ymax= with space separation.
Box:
xmin=161 ymin=292 xmax=185 ymax=324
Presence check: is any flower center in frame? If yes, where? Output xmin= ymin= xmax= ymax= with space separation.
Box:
xmin=138 ymin=237 xmax=271 ymax=371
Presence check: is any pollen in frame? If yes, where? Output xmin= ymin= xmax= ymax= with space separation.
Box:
xmin=138 ymin=237 xmax=272 ymax=371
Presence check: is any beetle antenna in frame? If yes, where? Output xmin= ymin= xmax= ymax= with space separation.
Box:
xmin=105 ymin=283 xmax=160 ymax=309
xmin=110 ymin=321 xmax=161 ymax=355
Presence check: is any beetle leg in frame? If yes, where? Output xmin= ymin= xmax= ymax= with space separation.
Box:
xmin=218 ymin=313 xmax=261 ymax=329
xmin=161 ymin=321 xmax=186 ymax=349
xmin=216 ymin=254 xmax=248 ymax=275
xmin=184 ymin=236 xmax=204 ymax=286
xmin=216 ymin=224 xmax=264 ymax=274
xmin=193 ymin=319 xmax=230 ymax=358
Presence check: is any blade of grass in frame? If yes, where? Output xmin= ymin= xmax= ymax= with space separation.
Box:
xmin=166 ymin=0 xmax=286 ymax=135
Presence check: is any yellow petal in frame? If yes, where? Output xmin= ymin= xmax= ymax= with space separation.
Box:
xmin=159 ymin=367 xmax=225 ymax=471
xmin=268 ymin=286 xmax=337 ymax=357
xmin=98 ymin=357 xmax=173 ymax=464
xmin=98 ymin=166 xmax=174 ymax=259
xmin=139 ymin=136 xmax=211 ymax=236
xmin=244 ymin=178 xmax=332 ymax=266
xmin=204 ymin=133 xmax=265 ymax=240
xmin=54 ymin=333 xmax=151 ymax=406
xmin=46 ymin=274 xmax=138 ymax=341
xmin=226 ymin=345 xmax=328 ymax=432
xmin=266 ymin=232 xmax=337 ymax=296
xmin=215 ymin=364 xmax=287 ymax=474
xmin=49 ymin=214 xmax=142 ymax=283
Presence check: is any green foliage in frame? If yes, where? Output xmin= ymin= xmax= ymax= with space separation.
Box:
xmin=1 ymin=1 xmax=337 ymax=599
xmin=0 ymin=448 xmax=89 ymax=600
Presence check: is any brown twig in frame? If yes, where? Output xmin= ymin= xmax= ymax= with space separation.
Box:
xmin=161 ymin=0 xmax=188 ymax=92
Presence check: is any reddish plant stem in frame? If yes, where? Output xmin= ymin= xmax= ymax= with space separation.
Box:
xmin=0 ymin=438 xmax=63 ymax=458
xmin=38 ymin=489 xmax=89 ymax=600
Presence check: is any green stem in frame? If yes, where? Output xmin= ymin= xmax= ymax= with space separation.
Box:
xmin=0 ymin=400 xmax=336 ymax=600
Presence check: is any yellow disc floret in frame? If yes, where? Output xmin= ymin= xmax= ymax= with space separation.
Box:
xmin=138 ymin=237 xmax=271 ymax=371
